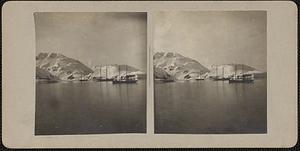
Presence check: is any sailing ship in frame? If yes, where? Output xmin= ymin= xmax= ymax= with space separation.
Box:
xmin=93 ymin=65 xmax=113 ymax=82
xmin=229 ymin=64 xmax=254 ymax=83
xmin=212 ymin=65 xmax=229 ymax=81
xmin=112 ymin=65 xmax=138 ymax=84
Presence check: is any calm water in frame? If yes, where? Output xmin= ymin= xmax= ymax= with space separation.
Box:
xmin=155 ymin=79 xmax=267 ymax=134
xmin=35 ymin=80 xmax=146 ymax=135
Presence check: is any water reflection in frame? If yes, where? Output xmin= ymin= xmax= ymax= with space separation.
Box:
xmin=35 ymin=80 xmax=146 ymax=135
xmin=155 ymin=79 xmax=267 ymax=134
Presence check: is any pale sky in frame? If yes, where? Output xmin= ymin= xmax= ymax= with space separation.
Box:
xmin=35 ymin=12 xmax=147 ymax=71
xmin=153 ymin=11 xmax=267 ymax=71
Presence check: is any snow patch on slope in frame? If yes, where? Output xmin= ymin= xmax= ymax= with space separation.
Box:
xmin=36 ymin=52 xmax=93 ymax=80
xmin=153 ymin=51 xmax=209 ymax=80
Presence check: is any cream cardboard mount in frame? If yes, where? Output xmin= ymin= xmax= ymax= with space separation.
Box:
xmin=2 ymin=1 xmax=298 ymax=148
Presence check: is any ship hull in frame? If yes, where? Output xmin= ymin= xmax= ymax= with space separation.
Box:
xmin=79 ymin=79 xmax=89 ymax=82
xmin=112 ymin=80 xmax=137 ymax=84
xmin=212 ymin=78 xmax=230 ymax=81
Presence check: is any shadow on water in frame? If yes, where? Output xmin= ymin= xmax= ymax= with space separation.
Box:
xmin=35 ymin=80 xmax=146 ymax=135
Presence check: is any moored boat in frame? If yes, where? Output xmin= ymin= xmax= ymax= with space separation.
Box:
xmin=229 ymin=64 xmax=254 ymax=83
xmin=79 ymin=78 xmax=89 ymax=81
xmin=213 ymin=76 xmax=230 ymax=81
xmin=112 ymin=74 xmax=138 ymax=84
xmin=229 ymin=73 xmax=254 ymax=83
xmin=93 ymin=65 xmax=112 ymax=82
xmin=79 ymin=75 xmax=89 ymax=81
xmin=112 ymin=65 xmax=138 ymax=84
xmin=195 ymin=76 xmax=205 ymax=80
xmin=211 ymin=65 xmax=229 ymax=81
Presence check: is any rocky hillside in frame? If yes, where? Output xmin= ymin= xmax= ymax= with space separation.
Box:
xmin=153 ymin=52 xmax=209 ymax=80
xmin=36 ymin=52 xmax=93 ymax=80
xmin=36 ymin=67 xmax=59 ymax=81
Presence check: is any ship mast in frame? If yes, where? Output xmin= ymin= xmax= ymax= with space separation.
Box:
xmin=234 ymin=64 xmax=237 ymax=77
xmin=106 ymin=65 xmax=108 ymax=79
xmin=222 ymin=66 xmax=224 ymax=78
xmin=215 ymin=65 xmax=218 ymax=77
xmin=99 ymin=66 xmax=101 ymax=78
xmin=242 ymin=64 xmax=244 ymax=74
xmin=118 ymin=65 xmax=120 ymax=76
xmin=241 ymin=64 xmax=244 ymax=80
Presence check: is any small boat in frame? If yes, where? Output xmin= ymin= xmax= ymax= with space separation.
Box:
xmin=96 ymin=77 xmax=113 ymax=82
xmin=195 ymin=77 xmax=205 ymax=80
xmin=229 ymin=64 xmax=254 ymax=83
xmin=112 ymin=74 xmax=138 ymax=84
xmin=79 ymin=78 xmax=88 ymax=81
xmin=93 ymin=77 xmax=113 ymax=82
xmin=79 ymin=75 xmax=89 ymax=81
xmin=229 ymin=73 xmax=254 ymax=83
xmin=112 ymin=65 xmax=138 ymax=84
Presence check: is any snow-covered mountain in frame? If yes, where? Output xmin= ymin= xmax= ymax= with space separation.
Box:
xmin=36 ymin=52 xmax=93 ymax=80
xmin=153 ymin=52 xmax=209 ymax=80
xmin=207 ymin=64 xmax=266 ymax=78
xmin=91 ymin=64 xmax=146 ymax=79
xmin=36 ymin=52 xmax=146 ymax=81
xmin=153 ymin=52 xmax=266 ymax=81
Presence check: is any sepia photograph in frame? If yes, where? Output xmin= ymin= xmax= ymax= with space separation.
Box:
xmin=153 ymin=11 xmax=267 ymax=134
xmin=2 ymin=1 xmax=297 ymax=148
xmin=34 ymin=12 xmax=147 ymax=135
